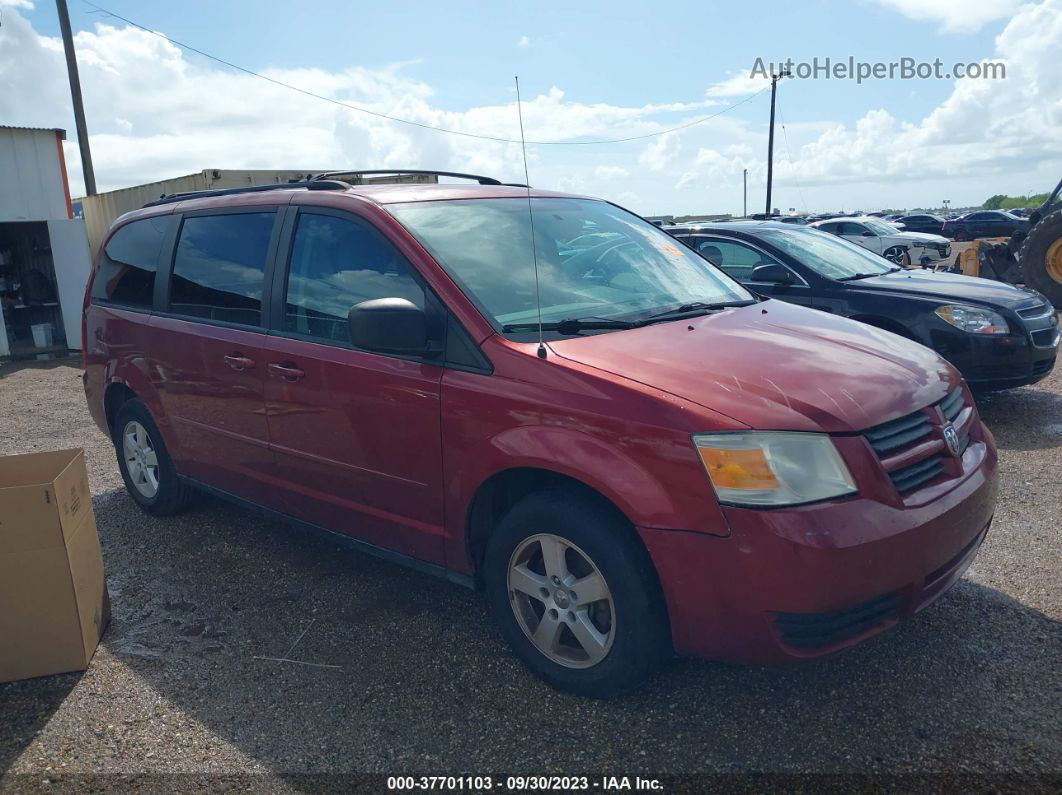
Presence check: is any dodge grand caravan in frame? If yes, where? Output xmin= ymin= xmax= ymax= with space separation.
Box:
xmin=83 ymin=171 xmax=998 ymax=696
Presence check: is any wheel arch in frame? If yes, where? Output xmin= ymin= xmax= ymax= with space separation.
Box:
xmin=464 ymin=467 xmax=636 ymax=587
xmin=104 ymin=381 xmax=137 ymax=437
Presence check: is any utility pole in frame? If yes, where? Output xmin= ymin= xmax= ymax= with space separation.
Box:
xmin=764 ymin=68 xmax=790 ymax=218
xmin=743 ymin=168 xmax=747 ymax=217
xmin=56 ymin=0 xmax=96 ymax=195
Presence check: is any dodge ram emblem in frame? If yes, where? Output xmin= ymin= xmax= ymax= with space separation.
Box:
xmin=943 ymin=423 xmax=961 ymax=458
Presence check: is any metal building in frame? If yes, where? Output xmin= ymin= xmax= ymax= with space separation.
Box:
xmin=0 ymin=126 xmax=92 ymax=358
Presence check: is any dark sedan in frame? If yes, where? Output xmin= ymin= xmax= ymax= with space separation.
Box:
xmin=897 ymin=213 xmax=947 ymax=235
xmin=941 ymin=210 xmax=1024 ymax=241
xmin=666 ymin=221 xmax=1058 ymax=390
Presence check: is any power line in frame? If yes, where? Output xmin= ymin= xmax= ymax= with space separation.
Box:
xmin=81 ymin=0 xmax=769 ymax=146
xmin=777 ymin=102 xmax=810 ymax=213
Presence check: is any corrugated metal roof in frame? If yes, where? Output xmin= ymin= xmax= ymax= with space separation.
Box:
xmin=0 ymin=126 xmax=66 ymax=139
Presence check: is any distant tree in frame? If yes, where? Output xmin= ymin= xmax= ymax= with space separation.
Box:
xmin=983 ymin=193 xmax=1050 ymax=210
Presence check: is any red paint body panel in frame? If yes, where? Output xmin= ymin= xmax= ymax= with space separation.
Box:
xmin=549 ymin=299 xmax=956 ymax=433
xmin=147 ymin=315 xmax=275 ymax=498
xmin=640 ymin=435 xmax=996 ymax=662
xmin=261 ymin=334 xmax=446 ymax=563
xmin=82 ymin=184 xmax=1001 ymax=666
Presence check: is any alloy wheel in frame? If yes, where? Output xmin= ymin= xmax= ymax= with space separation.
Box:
xmin=884 ymin=246 xmax=908 ymax=265
xmin=507 ymin=533 xmax=615 ymax=668
xmin=123 ymin=420 xmax=160 ymax=498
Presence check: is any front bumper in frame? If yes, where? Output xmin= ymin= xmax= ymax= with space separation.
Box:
xmin=930 ymin=312 xmax=1059 ymax=389
xmin=910 ymin=243 xmax=951 ymax=264
xmin=639 ymin=433 xmax=998 ymax=664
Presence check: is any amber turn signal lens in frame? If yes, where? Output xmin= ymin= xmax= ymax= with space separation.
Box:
xmin=696 ymin=446 xmax=780 ymax=491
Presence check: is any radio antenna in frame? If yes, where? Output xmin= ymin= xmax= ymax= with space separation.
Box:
xmin=515 ymin=76 xmax=547 ymax=359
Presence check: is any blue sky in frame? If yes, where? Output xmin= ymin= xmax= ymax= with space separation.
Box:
xmin=5 ymin=0 xmax=1060 ymax=214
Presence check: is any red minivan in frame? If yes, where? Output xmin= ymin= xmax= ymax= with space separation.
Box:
xmin=83 ymin=172 xmax=998 ymax=696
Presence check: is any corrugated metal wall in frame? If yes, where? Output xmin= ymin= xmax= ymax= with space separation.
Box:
xmin=77 ymin=169 xmax=323 ymax=258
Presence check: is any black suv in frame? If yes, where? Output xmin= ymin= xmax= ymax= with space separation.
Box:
xmin=666 ymin=221 xmax=1058 ymax=390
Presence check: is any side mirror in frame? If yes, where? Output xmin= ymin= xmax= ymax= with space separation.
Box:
xmin=348 ymin=297 xmax=437 ymax=357
xmin=750 ymin=263 xmax=794 ymax=284
xmin=861 ymin=230 xmax=876 ymax=237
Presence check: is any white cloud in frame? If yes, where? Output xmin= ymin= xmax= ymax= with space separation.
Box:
xmin=780 ymin=0 xmax=1062 ymax=185
xmin=874 ymin=0 xmax=1023 ymax=33
xmin=1 ymin=1 xmax=1059 ymax=216
xmin=517 ymin=35 xmax=530 ymax=47
xmin=707 ymin=71 xmax=768 ymax=97
xmin=638 ymin=132 xmax=680 ymax=172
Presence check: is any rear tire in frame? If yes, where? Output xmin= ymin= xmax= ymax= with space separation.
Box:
xmin=483 ymin=489 xmax=670 ymax=697
xmin=1020 ymin=209 xmax=1062 ymax=308
xmin=954 ymin=229 xmax=971 ymax=242
xmin=114 ymin=399 xmax=196 ymax=515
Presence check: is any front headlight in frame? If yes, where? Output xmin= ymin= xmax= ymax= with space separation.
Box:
xmin=692 ymin=432 xmax=857 ymax=507
xmin=934 ymin=304 xmax=1009 ymax=334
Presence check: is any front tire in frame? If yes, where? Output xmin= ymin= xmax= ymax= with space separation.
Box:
xmin=883 ymin=245 xmax=909 ymax=266
xmin=114 ymin=399 xmax=196 ymax=515
xmin=483 ymin=489 xmax=669 ymax=697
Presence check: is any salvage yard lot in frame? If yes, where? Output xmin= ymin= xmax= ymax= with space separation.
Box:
xmin=0 ymin=358 xmax=1059 ymax=787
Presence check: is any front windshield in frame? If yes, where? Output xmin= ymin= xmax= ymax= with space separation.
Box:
xmin=862 ymin=218 xmax=901 ymax=235
xmin=389 ymin=198 xmax=752 ymax=332
xmin=757 ymin=228 xmax=897 ymax=279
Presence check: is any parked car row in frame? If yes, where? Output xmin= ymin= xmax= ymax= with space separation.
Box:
xmin=769 ymin=211 xmax=1026 ymax=242
xmin=664 ymin=220 xmax=1057 ymax=390
xmin=82 ymin=173 xmax=1050 ymax=696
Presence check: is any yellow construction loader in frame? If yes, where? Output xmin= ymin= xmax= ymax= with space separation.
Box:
xmin=954 ymin=178 xmax=1062 ymax=308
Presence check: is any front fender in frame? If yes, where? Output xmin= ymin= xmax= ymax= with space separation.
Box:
xmin=444 ymin=424 xmax=729 ymax=574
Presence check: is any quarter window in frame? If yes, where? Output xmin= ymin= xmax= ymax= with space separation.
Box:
xmin=169 ymin=213 xmax=275 ymax=325
xmin=283 ymin=213 xmax=424 ymax=344
xmin=692 ymin=238 xmax=782 ymax=281
xmin=93 ymin=216 xmax=168 ymax=307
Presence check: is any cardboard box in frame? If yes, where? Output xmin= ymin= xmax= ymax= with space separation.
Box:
xmin=0 ymin=448 xmax=110 ymax=683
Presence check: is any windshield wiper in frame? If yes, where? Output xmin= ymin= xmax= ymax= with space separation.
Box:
xmin=636 ymin=300 xmax=756 ymax=325
xmin=502 ymin=317 xmax=636 ymax=335
xmin=836 ymin=272 xmax=882 ymax=281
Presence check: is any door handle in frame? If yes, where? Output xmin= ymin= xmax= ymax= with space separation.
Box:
xmin=268 ymin=362 xmax=305 ymax=381
xmin=223 ymin=354 xmax=256 ymax=371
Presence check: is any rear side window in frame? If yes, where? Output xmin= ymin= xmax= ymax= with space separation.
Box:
xmin=93 ymin=216 xmax=168 ymax=307
xmin=693 ymin=238 xmax=781 ymax=280
xmin=283 ymin=213 xmax=424 ymax=344
xmin=169 ymin=212 xmax=275 ymax=326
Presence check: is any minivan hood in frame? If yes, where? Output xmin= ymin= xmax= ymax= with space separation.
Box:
xmin=852 ymin=268 xmax=1043 ymax=309
xmin=548 ymin=300 xmax=954 ymax=433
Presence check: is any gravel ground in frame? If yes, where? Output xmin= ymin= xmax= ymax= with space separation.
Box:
xmin=0 ymin=354 xmax=1059 ymax=792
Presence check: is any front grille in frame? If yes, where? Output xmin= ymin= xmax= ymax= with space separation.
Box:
xmin=1031 ymin=327 xmax=1059 ymax=347
xmin=890 ymin=454 xmax=946 ymax=493
xmin=863 ymin=411 xmax=933 ymax=455
xmin=774 ymin=592 xmax=901 ymax=651
xmin=939 ymin=387 xmax=963 ymax=422
xmin=862 ymin=386 xmax=966 ymax=495
xmin=1017 ymin=302 xmax=1051 ymax=319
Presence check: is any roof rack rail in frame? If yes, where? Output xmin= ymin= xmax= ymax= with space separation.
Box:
xmin=311 ymin=169 xmax=502 ymax=186
xmin=142 ymin=180 xmax=350 ymax=208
